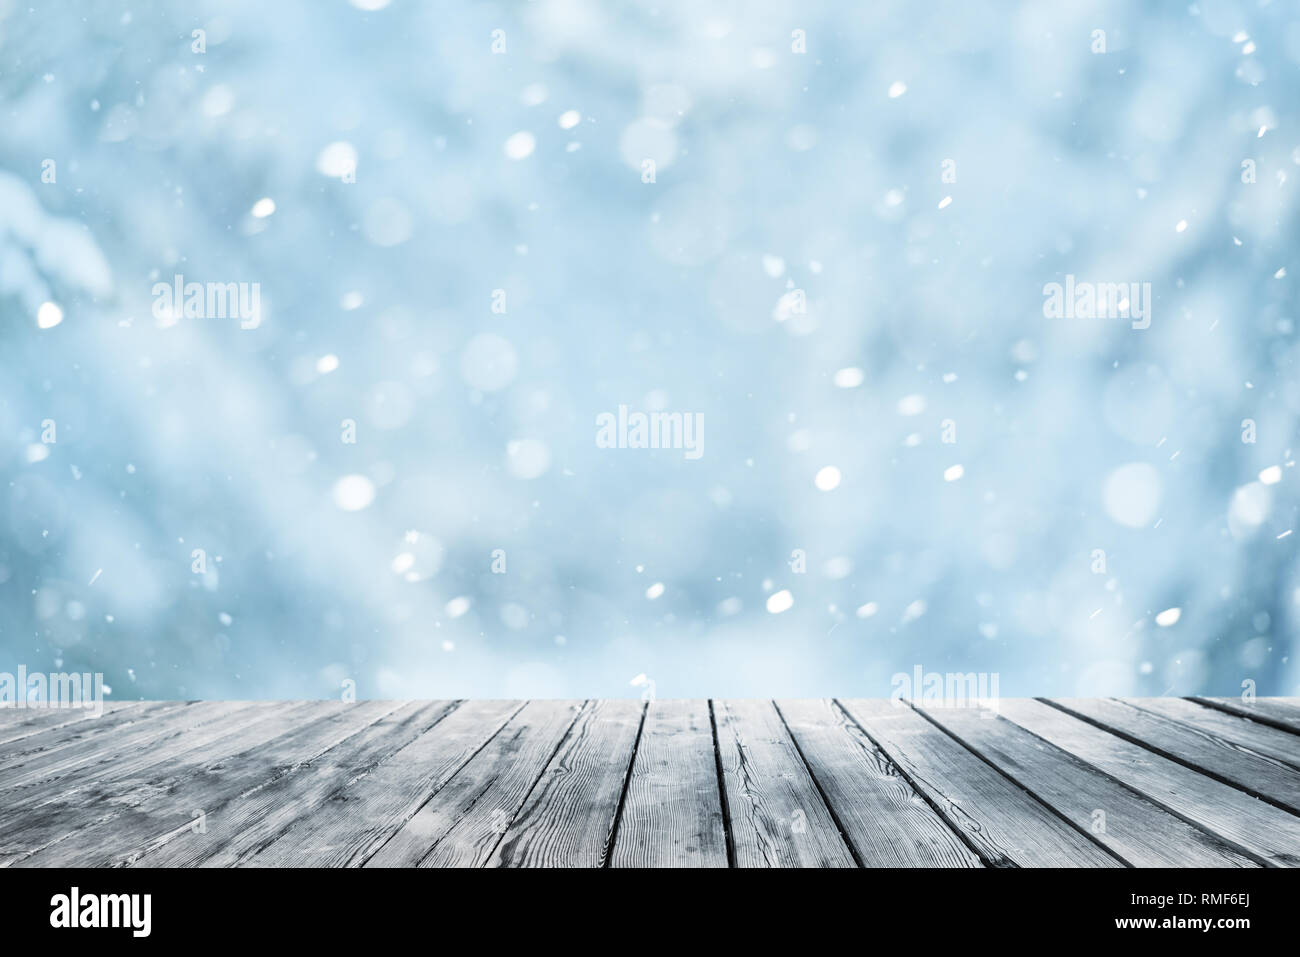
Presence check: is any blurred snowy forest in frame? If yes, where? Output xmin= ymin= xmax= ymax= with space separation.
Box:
xmin=1 ymin=0 xmax=1298 ymax=700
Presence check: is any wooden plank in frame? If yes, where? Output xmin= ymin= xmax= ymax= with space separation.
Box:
xmin=0 ymin=700 xmax=138 ymax=726
xmin=0 ymin=702 xmax=328 ymax=865
xmin=0 ymin=701 xmax=265 ymax=797
xmin=609 ymin=699 xmax=727 ymax=868
xmin=840 ymin=699 xmax=1120 ymax=867
xmin=366 ymin=700 xmax=583 ymax=868
xmin=488 ymin=699 xmax=644 ymax=868
xmin=0 ymin=701 xmax=188 ymax=770
xmin=922 ymin=704 xmax=1260 ymax=867
xmin=1193 ymin=697 xmax=1300 ymax=733
xmin=244 ymin=700 xmax=523 ymax=867
xmin=0 ymin=701 xmax=305 ymax=810
xmin=0 ymin=701 xmax=147 ymax=747
xmin=775 ymin=698 xmax=980 ymax=867
xmin=135 ymin=701 xmax=459 ymax=867
xmin=16 ymin=700 xmax=418 ymax=867
xmin=1123 ymin=697 xmax=1300 ymax=771
xmin=995 ymin=698 xmax=1300 ymax=867
xmin=713 ymin=699 xmax=856 ymax=868
xmin=1052 ymin=698 xmax=1300 ymax=814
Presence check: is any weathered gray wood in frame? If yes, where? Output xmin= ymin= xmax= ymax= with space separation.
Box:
xmin=0 ymin=700 xmax=307 ymax=800
xmin=0 ymin=700 xmax=139 ymax=726
xmin=141 ymin=700 xmax=459 ymax=867
xmin=1123 ymin=697 xmax=1300 ymax=771
xmin=1051 ymin=697 xmax=1300 ymax=814
xmin=18 ymin=700 xmax=418 ymax=867
xmin=840 ymin=699 xmax=1120 ymax=867
xmin=996 ymin=698 xmax=1300 ymax=867
xmin=367 ymin=700 xmax=582 ymax=867
xmin=245 ymin=700 xmax=522 ymax=867
xmin=3 ymin=698 xmax=1298 ymax=868
xmin=775 ymin=698 xmax=980 ymax=867
xmin=0 ymin=701 xmax=187 ymax=771
xmin=489 ymin=699 xmax=644 ymax=867
xmin=609 ymin=699 xmax=727 ymax=868
xmin=0 ymin=701 xmax=293 ymax=802
xmin=713 ymin=699 xmax=856 ymax=868
xmin=0 ymin=701 xmax=147 ymax=747
xmin=1193 ymin=696 xmax=1300 ymax=733
xmin=0 ymin=702 xmax=328 ymax=865
xmin=922 ymin=703 xmax=1260 ymax=867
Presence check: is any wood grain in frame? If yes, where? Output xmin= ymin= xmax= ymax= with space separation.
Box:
xmin=0 ymin=702 xmax=323 ymax=865
xmin=840 ymin=699 xmax=1121 ymax=867
xmin=0 ymin=701 xmax=148 ymax=747
xmin=1192 ymin=696 xmax=1300 ymax=733
xmin=996 ymin=698 xmax=1300 ymax=866
xmin=488 ymin=699 xmax=644 ymax=868
xmin=19 ymin=701 xmax=417 ymax=867
xmin=775 ymin=698 xmax=980 ymax=867
xmin=244 ymin=700 xmax=522 ymax=867
xmin=150 ymin=700 xmax=458 ymax=867
xmin=609 ymin=699 xmax=727 ymax=868
xmin=1122 ymin=697 xmax=1300 ymax=771
xmin=713 ymin=699 xmax=856 ymax=868
xmin=0 ymin=701 xmax=189 ymax=775
xmin=922 ymin=703 xmax=1260 ymax=867
xmin=0 ymin=701 xmax=301 ymax=811
xmin=1051 ymin=697 xmax=1300 ymax=814
xmin=366 ymin=700 xmax=582 ymax=868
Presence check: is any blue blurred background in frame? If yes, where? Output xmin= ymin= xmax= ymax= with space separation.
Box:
xmin=1 ymin=0 xmax=1298 ymax=700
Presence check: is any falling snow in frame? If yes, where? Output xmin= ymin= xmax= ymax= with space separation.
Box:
xmin=2 ymin=3 xmax=1297 ymax=702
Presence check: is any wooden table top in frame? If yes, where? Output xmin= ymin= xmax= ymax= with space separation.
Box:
xmin=2 ymin=696 xmax=1298 ymax=867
